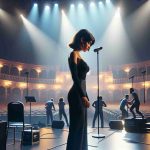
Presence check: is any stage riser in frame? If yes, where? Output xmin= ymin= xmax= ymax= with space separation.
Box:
xmin=124 ymin=118 xmax=148 ymax=133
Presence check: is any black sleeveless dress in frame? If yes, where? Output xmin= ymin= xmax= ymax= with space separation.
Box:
xmin=66 ymin=52 xmax=89 ymax=150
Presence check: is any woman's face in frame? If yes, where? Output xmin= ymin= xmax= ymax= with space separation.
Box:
xmin=81 ymin=41 xmax=92 ymax=52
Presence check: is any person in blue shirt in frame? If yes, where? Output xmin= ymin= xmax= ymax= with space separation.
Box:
xmin=45 ymin=98 xmax=55 ymax=125
xmin=120 ymin=94 xmax=129 ymax=119
xmin=92 ymin=96 xmax=107 ymax=128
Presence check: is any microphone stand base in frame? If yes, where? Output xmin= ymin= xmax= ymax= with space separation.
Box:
xmin=92 ymin=133 xmax=105 ymax=138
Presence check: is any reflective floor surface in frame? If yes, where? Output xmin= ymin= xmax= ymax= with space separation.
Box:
xmin=6 ymin=126 xmax=150 ymax=150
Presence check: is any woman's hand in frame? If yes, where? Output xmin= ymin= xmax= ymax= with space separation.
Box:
xmin=82 ymin=97 xmax=90 ymax=108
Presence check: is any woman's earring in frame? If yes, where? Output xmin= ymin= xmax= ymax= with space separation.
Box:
xmin=82 ymin=43 xmax=85 ymax=48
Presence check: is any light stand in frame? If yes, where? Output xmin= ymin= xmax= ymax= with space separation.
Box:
xmin=25 ymin=72 xmax=31 ymax=124
xmin=129 ymin=75 xmax=134 ymax=88
xmin=92 ymin=47 xmax=105 ymax=138
xmin=141 ymin=70 xmax=146 ymax=103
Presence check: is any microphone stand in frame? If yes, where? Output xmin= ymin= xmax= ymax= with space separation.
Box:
xmin=25 ymin=72 xmax=29 ymax=97
xmin=92 ymin=49 xmax=105 ymax=138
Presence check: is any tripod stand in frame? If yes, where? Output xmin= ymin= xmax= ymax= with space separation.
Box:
xmin=92 ymin=47 xmax=105 ymax=138
xmin=25 ymin=96 xmax=36 ymax=124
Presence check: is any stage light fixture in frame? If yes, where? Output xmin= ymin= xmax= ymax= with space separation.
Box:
xmin=34 ymin=3 xmax=38 ymax=7
xmin=90 ymin=1 xmax=95 ymax=7
xmin=78 ymin=3 xmax=84 ymax=8
xmin=20 ymin=14 xmax=24 ymax=18
xmin=45 ymin=5 xmax=50 ymax=10
xmin=99 ymin=1 xmax=103 ymax=5
xmin=70 ymin=4 xmax=74 ymax=8
xmin=54 ymin=3 xmax=58 ymax=7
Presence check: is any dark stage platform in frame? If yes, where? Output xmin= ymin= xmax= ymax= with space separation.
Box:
xmin=6 ymin=126 xmax=150 ymax=150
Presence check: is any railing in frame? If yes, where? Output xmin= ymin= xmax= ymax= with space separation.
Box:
xmin=0 ymin=73 xmax=56 ymax=84
xmin=113 ymin=75 xmax=150 ymax=84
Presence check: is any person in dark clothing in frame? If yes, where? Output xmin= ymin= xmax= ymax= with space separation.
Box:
xmin=58 ymin=97 xmax=69 ymax=126
xmin=92 ymin=96 xmax=107 ymax=128
xmin=66 ymin=29 xmax=95 ymax=150
xmin=120 ymin=94 xmax=129 ymax=120
xmin=45 ymin=98 xmax=56 ymax=125
xmin=129 ymin=88 xmax=144 ymax=119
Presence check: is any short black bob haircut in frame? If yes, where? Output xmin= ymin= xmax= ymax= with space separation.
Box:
xmin=69 ymin=29 xmax=95 ymax=50
xmin=130 ymin=88 xmax=134 ymax=93
xmin=59 ymin=97 xmax=64 ymax=102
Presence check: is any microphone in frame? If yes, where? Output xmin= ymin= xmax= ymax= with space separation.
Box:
xmin=94 ymin=47 xmax=103 ymax=52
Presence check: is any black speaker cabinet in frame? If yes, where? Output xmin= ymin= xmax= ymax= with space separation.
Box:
xmin=52 ymin=120 xmax=64 ymax=129
xmin=109 ymin=120 xmax=123 ymax=130
xmin=22 ymin=129 xmax=40 ymax=145
xmin=124 ymin=118 xmax=147 ymax=133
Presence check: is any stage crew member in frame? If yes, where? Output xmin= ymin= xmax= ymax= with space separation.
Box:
xmin=129 ymin=88 xmax=144 ymax=119
xmin=45 ymin=98 xmax=55 ymax=125
xmin=58 ymin=97 xmax=69 ymax=126
xmin=92 ymin=96 xmax=107 ymax=128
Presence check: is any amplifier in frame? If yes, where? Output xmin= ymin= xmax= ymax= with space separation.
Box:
xmin=124 ymin=118 xmax=147 ymax=133
xmin=109 ymin=120 xmax=123 ymax=130
xmin=22 ymin=129 xmax=40 ymax=145
xmin=52 ymin=120 xmax=64 ymax=129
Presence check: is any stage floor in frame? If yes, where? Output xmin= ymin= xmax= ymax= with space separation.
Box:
xmin=6 ymin=126 xmax=150 ymax=150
